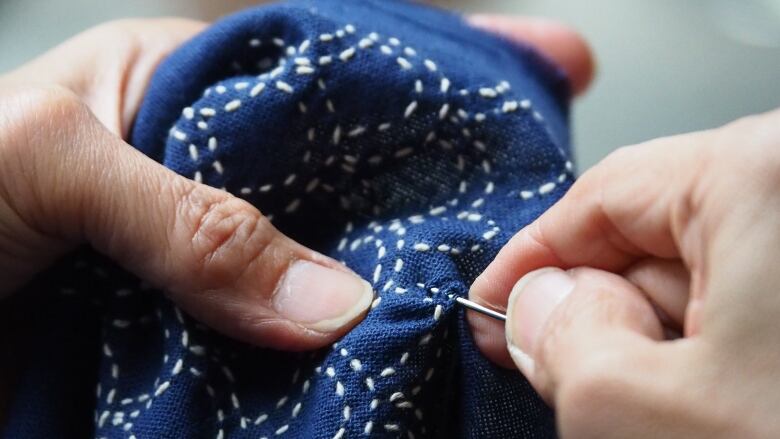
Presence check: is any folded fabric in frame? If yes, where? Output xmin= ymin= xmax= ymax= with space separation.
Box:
xmin=2 ymin=0 xmax=575 ymax=437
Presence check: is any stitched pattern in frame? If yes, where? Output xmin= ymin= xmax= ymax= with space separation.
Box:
xmin=4 ymin=1 xmax=572 ymax=438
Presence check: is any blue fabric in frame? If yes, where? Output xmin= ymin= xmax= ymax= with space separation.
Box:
xmin=2 ymin=0 xmax=574 ymax=437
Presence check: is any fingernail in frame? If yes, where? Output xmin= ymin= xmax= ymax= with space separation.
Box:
xmin=505 ymin=267 xmax=574 ymax=375
xmin=273 ymin=260 xmax=374 ymax=332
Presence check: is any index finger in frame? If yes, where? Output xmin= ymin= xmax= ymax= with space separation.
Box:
xmin=468 ymin=131 xmax=708 ymax=364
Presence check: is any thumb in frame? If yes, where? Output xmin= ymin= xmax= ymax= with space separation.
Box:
xmin=505 ymin=267 xmax=666 ymax=404
xmin=0 ymin=86 xmax=373 ymax=350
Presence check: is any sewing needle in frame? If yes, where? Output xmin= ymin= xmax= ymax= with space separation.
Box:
xmin=455 ymin=297 xmax=506 ymax=322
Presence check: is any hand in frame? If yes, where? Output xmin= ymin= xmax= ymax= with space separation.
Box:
xmin=0 ymin=16 xmax=592 ymax=350
xmin=469 ymin=109 xmax=780 ymax=438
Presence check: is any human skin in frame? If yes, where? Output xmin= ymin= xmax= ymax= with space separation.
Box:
xmin=0 ymin=13 xmax=593 ymax=416
xmin=468 ymin=103 xmax=780 ymax=436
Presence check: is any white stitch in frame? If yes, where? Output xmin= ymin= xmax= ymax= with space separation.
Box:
xmin=389 ymin=37 xmax=401 ymax=46
xmin=296 ymin=65 xmax=314 ymax=75
xmin=414 ymin=79 xmax=423 ymax=93
xmin=303 ymin=380 xmax=310 ymax=394
xmin=378 ymin=246 xmax=386 ymax=258
xmin=440 ymin=78 xmax=450 ymax=93
xmin=235 ymin=82 xmax=249 ymax=90
xmin=467 ymin=213 xmax=482 ymax=221
xmin=397 ymin=239 xmax=404 ymax=250
xmin=390 ymin=392 xmax=404 ymax=402
xmin=434 ymin=305 xmax=443 ymax=321
xmin=277 ymin=396 xmax=289 ymax=408
xmin=181 ymin=330 xmax=189 ymax=347
xmin=350 ymin=359 xmax=363 ymax=371
xmin=326 ymin=99 xmax=335 ymax=112
xmin=231 ymin=393 xmax=240 ymax=409
xmin=378 ymin=122 xmax=392 ymax=131
xmin=259 ymin=184 xmax=273 ymax=192
xmin=485 ymin=181 xmax=495 ymax=194
xmin=373 ymin=264 xmax=382 ymax=283
xmin=318 ymin=55 xmax=333 ymax=66
xmin=215 ymin=85 xmax=227 ymax=94
xmin=320 ymin=33 xmax=334 ymax=42
xmin=284 ymin=173 xmax=297 ymax=186
xmin=419 ymin=333 xmax=432 ymax=345
xmin=409 ymin=215 xmax=424 ymax=224
xmin=404 ymin=47 xmax=417 ymax=56
xmin=171 ymin=128 xmax=187 ymax=141
xmin=339 ymin=47 xmax=356 ymax=61
xmin=520 ymin=190 xmax=534 ymax=200
xmin=382 ymin=280 xmax=393 ymax=292
xmin=154 ymin=381 xmax=170 ymax=397
xmin=249 ymin=38 xmax=261 ymax=47
xmin=394 ymin=258 xmax=404 ymax=272
xmin=207 ymin=137 xmax=218 ymax=152
xmin=200 ymin=107 xmax=216 ymax=117
xmin=437 ymin=244 xmax=450 ymax=252
xmin=222 ymin=365 xmax=235 ymax=382
xmin=240 ymin=417 xmax=247 ymax=429
xmin=197 ymin=122 xmax=207 ymax=131
xmin=396 ymin=57 xmax=412 ymax=70
xmin=438 ymin=103 xmax=449 ymax=120
xmin=423 ymin=59 xmax=437 ymax=72
xmin=183 ymin=107 xmax=194 ymax=119
xmin=425 ymin=368 xmax=435 ymax=381
xmin=348 ymin=126 xmax=366 ymax=137
xmin=380 ymin=367 xmax=395 ymax=377
xmin=326 ymin=366 xmax=336 ymax=377
xmin=345 ymin=24 xmax=356 ymax=33
xmin=107 ymin=388 xmax=116 ymax=403
xmin=472 ymin=198 xmax=484 ymax=208
xmin=380 ymin=45 xmax=392 ymax=55
xmin=190 ymin=367 xmax=202 ymax=377
xmin=336 ymin=381 xmax=345 ymax=397
xmin=364 ymin=421 xmax=374 ymax=434
xmin=483 ymin=229 xmax=498 ymax=240
xmin=212 ymin=160 xmax=224 ymax=174
xmin=332 ymin=125 xmax=341 ymax=145
xmin=395 ymin=147 xmax=414 ymax=158
xmin=189 ymin=143 xmax=198 ymax=162
xmin=478 ymin=88 xmax=497 ymax=98
xmin=385 ymin=424 xmax=400 ymax=432
xmin=359 ymin=37 xmax=374 ymax=49
xmin=429 ymin=206 xmax=446 ymax=216
xmin=475 ymin=112 xmax=486 ymax=122
xmin=216 ymin=429 xmax=224 ymax=439
xmin=173 ymin=359 xmax=183 ymax=375
xmin=539 ymin=182 xmax=556 ymax=194
xmin=255 ymin=414 xmax=268 ymax=425
xmin=404 ymin=101 xmax=418 ymax=118
xmin=343 ymin=405 xmax=351 ymax=421
xmin=520 ymin=99 xmax=532 ymax=110
xmin=250 ymin=82 xmax=266 ymax=97
xmin=275 ymin=81 xmax=294 ymax=93
xmin=558 ymin=173 xmax=567 ymax=183
xmin=292 ymin=402 xmax=302 ymax=418
xmin=370 ymin=399 xmax=379 ymax=410
xmin=366 ymin=377 xmax=375 ymax=391
xmin=276 ymin=425 xmax=289 ymax=435
xmin=272 ymin=37 xmax=285 ymax=47
xmin=400 ymin=352 xmax=409 ymax=364
xmin=413 ymin=243 xmax=430 ymax=252
xmin=502 ymin=100 xmax=518 ymax=112
xmin=395 ymin=287 xmax=407 ymax=294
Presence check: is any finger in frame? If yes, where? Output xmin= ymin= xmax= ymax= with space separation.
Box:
xmin=2 ymin=18 xmax=206 ymax=137
xmin=468 ymin=15 xmax=595 ymax=95
xmin=505 ymin=267 xmax=720 ymax=438
xmin=468 ymin=133 xmax=709 ymax=362
xmin=0 ymin=86 xmax=373 ymax=350
xmin=623 ymin=258 xmax=690 ymax=331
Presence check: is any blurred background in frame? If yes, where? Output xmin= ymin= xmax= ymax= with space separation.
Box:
xmin=1 ymin=0 xmax=778 ymax=170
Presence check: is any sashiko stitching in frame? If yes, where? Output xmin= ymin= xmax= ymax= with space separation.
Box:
xmin=3 ymin=1 xmax=574 ymax=437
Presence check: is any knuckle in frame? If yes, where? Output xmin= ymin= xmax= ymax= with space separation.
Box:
xmin=182 ymin=187 xmax=277 ymax=288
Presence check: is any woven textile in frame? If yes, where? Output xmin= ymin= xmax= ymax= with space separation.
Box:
xmin=3 ymin=1 xmax=574 ymax=437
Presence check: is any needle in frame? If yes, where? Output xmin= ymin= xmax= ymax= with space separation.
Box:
xmin=455 ymin=297 xmax=506 ymax=322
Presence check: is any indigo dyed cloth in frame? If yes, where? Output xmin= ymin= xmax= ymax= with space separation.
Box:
xmin=2 ymin=0 xmax=575 ymax=437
